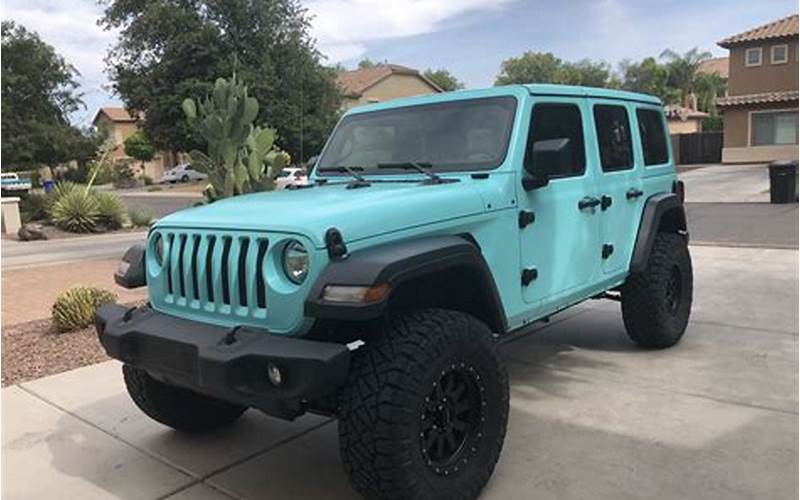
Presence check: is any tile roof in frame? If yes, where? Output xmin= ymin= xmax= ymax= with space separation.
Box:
xmin=697 ymin=57 xmax=729 ymax=79
xmin=718 ymin=14 xmax=798 ymax=48
xmin=93 ymin=107 xmax=140 ymax=124
xmin=336 ymin=64 xmax=442 ymax=98
xmin=716 ymin=90 xmax=799 ymax=107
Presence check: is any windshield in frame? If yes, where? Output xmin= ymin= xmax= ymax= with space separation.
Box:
xmin=316 ymin=96 xmax=517 ymax=175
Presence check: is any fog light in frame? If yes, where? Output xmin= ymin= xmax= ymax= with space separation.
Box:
xmin=267 ymin=363 xmax=282 ymax=386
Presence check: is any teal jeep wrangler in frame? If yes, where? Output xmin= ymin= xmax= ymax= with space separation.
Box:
xmin=97 ymin=84 xmax=692 ymax=500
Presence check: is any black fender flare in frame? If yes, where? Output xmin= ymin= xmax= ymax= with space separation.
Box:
xmin=304 ymin=235 xmax=508 ymax=333
xmin=630 ymin=193 xmax=688 ymax=273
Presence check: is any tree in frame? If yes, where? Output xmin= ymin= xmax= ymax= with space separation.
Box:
xmin=494 ymin=52 xmax=611 ymax=88
xmin=123 ymin=130 xmax=157 ymax=173
xmin=423 ymin=69 xmax=464 ymax=92
xmin=358 ymin=58 xmax=377 ymax=69
xmin=619 ymin=57 xmax=678 ymax=103
xmin=1 ymin=21 xmax=100 ymax=169
xmin=101 ymin=0 xmax=342 ymax=163
xmin=660 ymin=48 xmax=713 ymax=108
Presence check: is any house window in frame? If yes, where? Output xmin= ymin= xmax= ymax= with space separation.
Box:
xmin=751 ymin=111 xmax=799 ymax=146
xmin=745 ymin=47 xmax=763 ymax=67
xmin=594 ymin=104 xmax=634 ymax=171
xmin=771 ymin=44 xmax=788 ymax=64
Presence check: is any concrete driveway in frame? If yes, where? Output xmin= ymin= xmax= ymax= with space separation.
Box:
xmin=2 ymin=244 xmax=797 ymax=500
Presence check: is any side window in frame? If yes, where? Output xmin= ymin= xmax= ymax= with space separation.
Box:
xmin=524 ymin=103 xmax=585 ymax=178
xmin=594 ymin=104 xmax=633 ymax=172
xmin=636 ymin=108 xmax=669 ymax=166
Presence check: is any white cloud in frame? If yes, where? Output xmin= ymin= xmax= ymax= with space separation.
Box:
xmin=305 ymin=0 xmax=513 ymax=63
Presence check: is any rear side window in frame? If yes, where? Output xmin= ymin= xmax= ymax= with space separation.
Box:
xmin=594 ymin=105 xmax=633 ymax=171
xmin=525 ymin=103 xmax=586 ymax=178
xmin=636 ymin=108 xmax=669 ymax=165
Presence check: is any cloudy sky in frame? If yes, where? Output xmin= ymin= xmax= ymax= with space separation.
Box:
xmin=2 ymin=0 xmax=796 ymax=126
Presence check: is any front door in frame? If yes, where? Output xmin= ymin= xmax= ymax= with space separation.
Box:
xmin=518 ymin=98 xmax=602 ymax=306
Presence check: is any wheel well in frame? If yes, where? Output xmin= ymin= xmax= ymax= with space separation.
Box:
xmin=657 ymin=206 xmax=687 ymax=234
xmin=387 ymin=266 xmax=503 ymax=333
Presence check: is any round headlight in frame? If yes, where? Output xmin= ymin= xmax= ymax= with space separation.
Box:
xmin=153 ymin=233 xmax=164 ymax=265
xmin=282 ymin=240 xmax=309 ymax=284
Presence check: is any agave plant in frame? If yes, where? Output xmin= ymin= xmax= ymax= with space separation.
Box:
xmin=49 ymin=187 xmax=100 ymax=233
xmin=52 ymin=285 xmax=117 ymax=332
xmin=94 ymin=191 xmax=127 ymax=230
xmin=182 ymin=73 xmax=290 ymax=202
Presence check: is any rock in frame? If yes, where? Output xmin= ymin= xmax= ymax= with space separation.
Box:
xmin=18 ymin=223 xmax=47 ymax=241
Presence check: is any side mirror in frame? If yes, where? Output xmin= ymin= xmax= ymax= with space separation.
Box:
xmin=522 ymin=138 xmax=572 ymax=191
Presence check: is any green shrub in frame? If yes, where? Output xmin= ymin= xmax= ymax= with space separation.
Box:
xmin=95 ymin=191 xmax=127 ymax=230
xmin=19 ymin=192 xmax=52 ymax=223
xmin=49 ymin=187 xmax=99 ymax=233
xmin=146 ymin=186 xmax=162 ymax=192
xmin=52 ymin=285 xmax=117 ymax=332
xmin=141 ymin=174 xmax=154 ymax=186
xmin=112 ymin=161 xmax=137 ymax=189
xmin=128 ymin=206 xmax=154 ymax=227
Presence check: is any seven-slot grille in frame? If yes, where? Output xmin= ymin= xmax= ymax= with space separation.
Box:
xmin=155 ymin=230 xmax=270 ymax=316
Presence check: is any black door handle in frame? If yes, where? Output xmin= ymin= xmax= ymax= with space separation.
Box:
xmin=626 ymin=188 xmax=644 ymax=200
xmin=601 ymin=195 xmax=613 ymax=210
xmin=578 ymin=196 xmax=601 ymax=210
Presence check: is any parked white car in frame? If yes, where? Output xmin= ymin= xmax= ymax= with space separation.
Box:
xmin=159 ymin=164 xmax=207 ymax=184
xmin=275 ymin=168 xmax=309 ymax=190
xmin=1 ymin=172 xmax=32 ymax=194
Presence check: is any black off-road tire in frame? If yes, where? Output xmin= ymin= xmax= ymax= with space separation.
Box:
xmin=338 ymin=308 xmax=509 ymax=500
xmin=621 ymin=232 xmax=693 ymax=348
xmin=122 ymin=364 xmax=246 ymax=432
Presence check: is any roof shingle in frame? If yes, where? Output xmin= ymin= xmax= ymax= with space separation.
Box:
xmin=336 ymin=64 xmax=441 ymax=98
xmin=718 ymin=14 xmax=798 ymax=48
xmin=716 ymin=90 xmax=799 ymax=107
xmin=93 ymin=107 xmax=140 ymax=124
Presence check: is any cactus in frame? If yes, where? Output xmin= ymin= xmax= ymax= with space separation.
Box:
xmin=183 ymin=74 xmax=291 ymax=202
xmin=52 ymin=285 xmax=117 ymax=332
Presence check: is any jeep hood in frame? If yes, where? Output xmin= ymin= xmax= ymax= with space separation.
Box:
xmin=157 ymin=181 xmax=488 ymax=248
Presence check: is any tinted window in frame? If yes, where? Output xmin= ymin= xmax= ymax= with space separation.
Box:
xmin=594 ymin=105 xmax=633 ymax=171
xmin=317 ymin=97 xmax=517 ymax=173
xmin=524 ymin=103 xmax=585 ymax=177
xmin=636 ymin=108 xmax=669 ymax=165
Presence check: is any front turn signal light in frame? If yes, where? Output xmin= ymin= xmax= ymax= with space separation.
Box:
xmin=322 ymin=283 xmax=390 ymax=303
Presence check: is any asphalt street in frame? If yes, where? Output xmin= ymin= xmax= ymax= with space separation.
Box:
xmin=119 ymin=193 xmax=799 ymax=249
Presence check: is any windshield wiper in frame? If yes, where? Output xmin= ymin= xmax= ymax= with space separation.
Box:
xmin=377 ymin=161 xmax=449 ymax=184
xmin=316 ymin=165 xmax=371 ymax=188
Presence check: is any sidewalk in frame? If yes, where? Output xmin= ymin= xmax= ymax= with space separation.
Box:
xmin=2 ymin=244 xmax=797 ymax=500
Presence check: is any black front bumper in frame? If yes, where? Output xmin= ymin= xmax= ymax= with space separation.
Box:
xmin=95 ymin=304 xmax=350 ymax=419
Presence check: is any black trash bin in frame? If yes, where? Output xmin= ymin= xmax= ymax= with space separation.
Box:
xmin=768 ymin=160 xmax=798 ymax=204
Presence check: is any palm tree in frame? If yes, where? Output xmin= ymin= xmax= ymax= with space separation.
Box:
xmin=659 ymin=48 xmax=715 ymax=109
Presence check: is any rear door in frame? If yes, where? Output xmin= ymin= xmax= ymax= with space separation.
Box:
xmin=589 ymin=101 xmax=642 ymax=275
xmin=518 ymin=98 xmax=602 ymax=306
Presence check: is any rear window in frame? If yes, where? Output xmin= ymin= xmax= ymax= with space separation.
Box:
xmin=594 ymin=104 xmax=634 ymax=172
xmin=636 ymin=108 xmax=669 ymax=165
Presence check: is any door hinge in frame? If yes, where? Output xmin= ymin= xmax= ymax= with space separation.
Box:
xmin=518 ymin=210 xmax=535 ymax=228
xmin=602 ymin=244 xmax=614 ymax=259
xmin=521 ymin=267 xmax=538 ymax=286
xmin=601 ymin=195 xmax=613 ymax=211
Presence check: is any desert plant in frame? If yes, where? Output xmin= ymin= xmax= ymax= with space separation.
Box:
xmin=128 ymin=206 xmax=154 ymax=227
xmin=141 ymin=174 xmax=154 ymax=186
xmin=19 ymin=192 xmax=52 ymax=223
xmin=182 ymin=73 xmax=290 ymax=202
xmin=52 ymin=285 xmax=117 ymax=332
xmin=95 ymin=191 xmax=127 ymax=230
xmin=49 ymin=186 xmax=100 ymax=232
xmin=112 ymin=160 xmax=137 ymax=189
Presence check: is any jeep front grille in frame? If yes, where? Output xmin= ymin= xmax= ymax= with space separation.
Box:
xmin=154 ymin=230 xmax=270 ymax=318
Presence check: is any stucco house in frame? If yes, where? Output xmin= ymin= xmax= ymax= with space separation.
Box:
xmin=336 ymin=64 xmax=442 ymax=110
xmin=92 ymin=107 xmax=173 ymax=179
xmin=716 ymin=14 xmax=799 ymax=163
xmin=665 ymin=105 xmax=710 ymax=134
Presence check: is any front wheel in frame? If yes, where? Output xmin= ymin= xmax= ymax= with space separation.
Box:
xmin=621 ymin=232 xmax=693 ymax=348
xmin=123 ymin=365 xmax=246 ymax=432
xmin=338 ymin=309 xmax=509 ymax=500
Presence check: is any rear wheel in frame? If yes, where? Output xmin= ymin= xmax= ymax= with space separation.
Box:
xmin=123 ymin=364 xmax=246 ymax=432
xmin=621 ymin=232 xmax=693 ymax=348
xmin=338 ymin=308 xmax=509 ymax=500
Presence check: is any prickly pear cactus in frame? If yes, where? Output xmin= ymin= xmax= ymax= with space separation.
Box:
xmin=182 ymin=74 xmax=291 ymax=202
